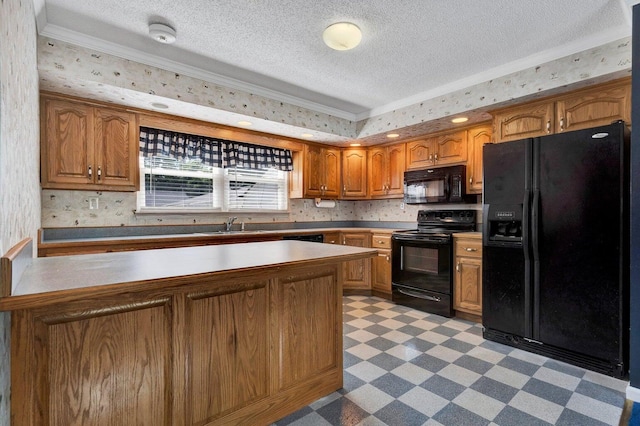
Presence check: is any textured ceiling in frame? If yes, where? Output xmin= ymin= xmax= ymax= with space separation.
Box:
xmin=34 ymin=0 xmax=633 ymax=142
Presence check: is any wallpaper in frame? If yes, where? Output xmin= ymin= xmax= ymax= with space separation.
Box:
xmin=0 ymin=0 xmax=41 ymax=422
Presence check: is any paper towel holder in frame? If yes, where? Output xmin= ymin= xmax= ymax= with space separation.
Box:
xmin=314 ymin=198 xmax=336 ymax=208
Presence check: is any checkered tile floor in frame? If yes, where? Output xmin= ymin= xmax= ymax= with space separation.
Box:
xmin=273 ymin=296 xmax=628 ymax=426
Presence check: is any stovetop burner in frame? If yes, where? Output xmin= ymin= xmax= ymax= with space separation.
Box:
xmin=395 ymin=209 xmax=477 ymax=237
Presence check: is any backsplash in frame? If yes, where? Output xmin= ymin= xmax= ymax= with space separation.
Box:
xmin=41 ymin=190 xmax=481 ymax=229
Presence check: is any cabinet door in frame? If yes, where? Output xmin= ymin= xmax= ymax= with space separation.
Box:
xmin=323 ymin=232 xmax=341 ymax=245
xmin=342 ymin=149 xmax=367 ymax=198
xmin=303 ymin=145 xmax=324 ymax=197
xmin=434 ymin=130 xmax=467 ymax=165
xmin=323 ymin=148 xmax=341 ymax=198
xmin=406 ymin=138 xmax=436 ymax=169
xmin=186 ymin=283 xmax=269 ymax=424
xmin=386 ymin=144 xmax=406 ymax=196
xmin=94 ymin=107 xmax=138 ymax=190
xmin=454 ymin=256 xmax=482 ymax=315
xmin=341 ymin=232 xmax=371 ymax=291
xmin=42 ymin=99 xmax=94 ymax=187
xmin=493 ymin=100 xmax=554 ymax=142
xmin=372 ymin=249 xmax=391 ymax=295
xmin=467 ymin=124 xmax=492 ymax=194
xmin=556 ymin=80 xmax=631 ymax=133
xmin=368 ymin=147 xmax=388 ymax=197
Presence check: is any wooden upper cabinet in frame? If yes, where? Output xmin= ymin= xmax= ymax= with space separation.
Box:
xmin=42 ymin=99 xmax=94 ymax=187
xmin=368 ymin=143 xmax=405 ymax=198
xmin=435 ymin=130 xmax=467 ymax=165
xmin=492 ymin=100 xmax=555 ymax=142
xmin=94 ymin=108 xmax=138 ymax=188
xmin=342 ymin=148 xmax=367 ymax=199
xmin=556 ymin=79 xmax=631 ymax=133
xmin=492 ymin=77 xmax=631 ymax=142
xmin=406 ymin=137 xmax=437 ymax=169
xmin=41 ymin=96 xmax=139 ymax=191
xmin=406 ymin=130 xmax=467 ymax=169
xmin=467 ymin=124 xmax=492 ymax=194
xmin=303 ymin=145 xmax=341 ymax=198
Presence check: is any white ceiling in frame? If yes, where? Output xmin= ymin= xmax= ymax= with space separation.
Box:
xmin=34 ymin=0 xmax=633 ymax=140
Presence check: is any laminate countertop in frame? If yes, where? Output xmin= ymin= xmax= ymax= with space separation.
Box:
xmin=0 ymin=240 xmax=377 ymax=311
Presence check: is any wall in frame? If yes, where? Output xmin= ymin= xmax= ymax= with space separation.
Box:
xmin=0 ymin=0 xmax=41 ymax=422
xmin=39 ymin=189 xmax=425 ymax=227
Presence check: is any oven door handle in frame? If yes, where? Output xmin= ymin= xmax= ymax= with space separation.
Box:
xmin=398 ymin=288 xmax=441 ymax=302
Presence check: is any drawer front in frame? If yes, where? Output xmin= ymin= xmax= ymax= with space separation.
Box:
xmin=455 ymin=238 xmax=482 ymax=257
xmin=371 ymin=234 xmax=391 ymax=249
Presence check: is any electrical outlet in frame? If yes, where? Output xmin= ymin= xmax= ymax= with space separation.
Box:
xmin=89 ymin=196 xmax=99 ymax=210
xmin=400 ymin=202 xmax=405 ymax=210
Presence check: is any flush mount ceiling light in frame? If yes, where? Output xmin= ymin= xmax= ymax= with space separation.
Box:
xmin=237 ymin=120 xmax=252 ymax=126
xmin=386 ymin=133 xmax=400 ymax=138
xmin=149 ymin=23 xmax=176 ymax=44
xmin=451 ymin=116 xmax=469 ymax=124
xmin=323 ymin=22 xmax=362 ymax=51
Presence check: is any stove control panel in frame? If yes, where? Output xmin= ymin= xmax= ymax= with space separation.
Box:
xmin=417 ymin=209 xmax=476 ymax=224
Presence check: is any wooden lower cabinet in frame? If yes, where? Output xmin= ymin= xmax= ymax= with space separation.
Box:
xmin=341 ymin=232 xmax=372 ymax=293
xmin=371 ymin=233 xmax=392 ymax=299
xmin=10 ymin=265 xmax=343 ymax=425
xmin=453 ymin=234 xmax=483 ymax=322
xmin=323 ymin=232 xmax=341 ymax=245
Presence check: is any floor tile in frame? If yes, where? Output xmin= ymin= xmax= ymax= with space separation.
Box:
xmin=397 ymin=386 xmax=449 ymax=417
xmin=273 ymin=297 xmax=628 ymax=426
xmin=452 ymin=388 xmax=506 ymax=421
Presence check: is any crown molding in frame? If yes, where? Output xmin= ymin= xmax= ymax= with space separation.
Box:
xmin=39 ymin=23 xmax=359 ymax=122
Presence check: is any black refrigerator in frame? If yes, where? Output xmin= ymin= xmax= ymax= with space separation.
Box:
xmin=482 ymin=121 xmax=630 ymax=378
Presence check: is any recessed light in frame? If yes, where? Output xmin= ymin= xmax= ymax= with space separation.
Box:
xmin=386 ymin=133 xmax=400 ymax=138
xmin=151 ymin=102 xmax=169 ymax=109
xmin=451 ymin=117 xmax=469 ymax=123
xmin=301 ymin=133 xmax=314 ymax=138
xmin=237 ymin=121 xmax=252 ymax=126
xmin=350 ymin=143 xmax=362 ymax=147
xmin=149 ymin=23 xmax=176 ymax=44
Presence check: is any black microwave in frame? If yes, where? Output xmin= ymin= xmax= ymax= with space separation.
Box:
xmin=403 ymin=165 xmax=469 ymax=204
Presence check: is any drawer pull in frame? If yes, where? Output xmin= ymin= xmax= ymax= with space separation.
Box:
xmin=464 ymin=247 xmax=477 ymax=252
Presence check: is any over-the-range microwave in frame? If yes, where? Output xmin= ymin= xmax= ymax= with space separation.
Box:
xmin=403 ymin=164 xmax=470 ymax=204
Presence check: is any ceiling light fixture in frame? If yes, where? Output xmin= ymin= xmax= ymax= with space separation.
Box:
xmin=151 ymin=102 xmax=169 ymax=109
xmin=350 ymin=143 xmax=362 ymax=147
xmin=386 ymin=133 xmax=400 ymax=138
xmin=323 ymin=22 xmax=362 ymax=51
xmin=301 ymin=133 xmax=314 ymax=138
xmin=149 ymin=23 xmax=177 ymax=44
xmin=451 ymin=117 xmax=469 ymax=124
xmin=237 ymin=120 xmax=252 ymax=126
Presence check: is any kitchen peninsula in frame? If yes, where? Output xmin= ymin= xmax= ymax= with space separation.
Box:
xmin=0 ymin=240 xmax=376 ymax=425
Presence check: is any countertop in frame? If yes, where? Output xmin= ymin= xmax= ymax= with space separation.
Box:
xmin=0 ymin=240 xmax=377 ymax=311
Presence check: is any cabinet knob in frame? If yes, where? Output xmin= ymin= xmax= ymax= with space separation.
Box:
xmin=559 ymin=117 xmax=564 ymax=132
xmin=469 ymin=176 xmax=473 ymax=184
xmin=386 ymin=255 xmax=390 ymax=262
xmin=97 ymin=166 xmax=102 ymax=181
xmin=456 ymin=262 xmax=461 ymax=272
xmin=434 ymin=153 xmax=439 ymax=162
xmin=546 ymin=120 xmax=551 ymax=133
xmin=88 ymin=165 xmax=92 ymax=178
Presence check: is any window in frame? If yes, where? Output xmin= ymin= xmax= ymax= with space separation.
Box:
xmin=138 ymin=155 xmax=289 ymax=212
xmin=137 ymin=127 xmax=293 ymax=213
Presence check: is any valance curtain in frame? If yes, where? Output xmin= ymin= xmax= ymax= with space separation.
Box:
xmin=139 ymin=127 xmax=293 ymax=171
xmin=223 ymin=141 xmax=293 ymax=171
xmin=139 ymin=127 xmax=223 ymax=167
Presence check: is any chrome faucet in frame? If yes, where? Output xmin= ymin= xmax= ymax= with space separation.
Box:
xmin=225 ymin=216 xmax=238 ymax=231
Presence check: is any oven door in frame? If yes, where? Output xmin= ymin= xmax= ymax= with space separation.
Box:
xmin=391 ymin=234 xmax=453 ymax=316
